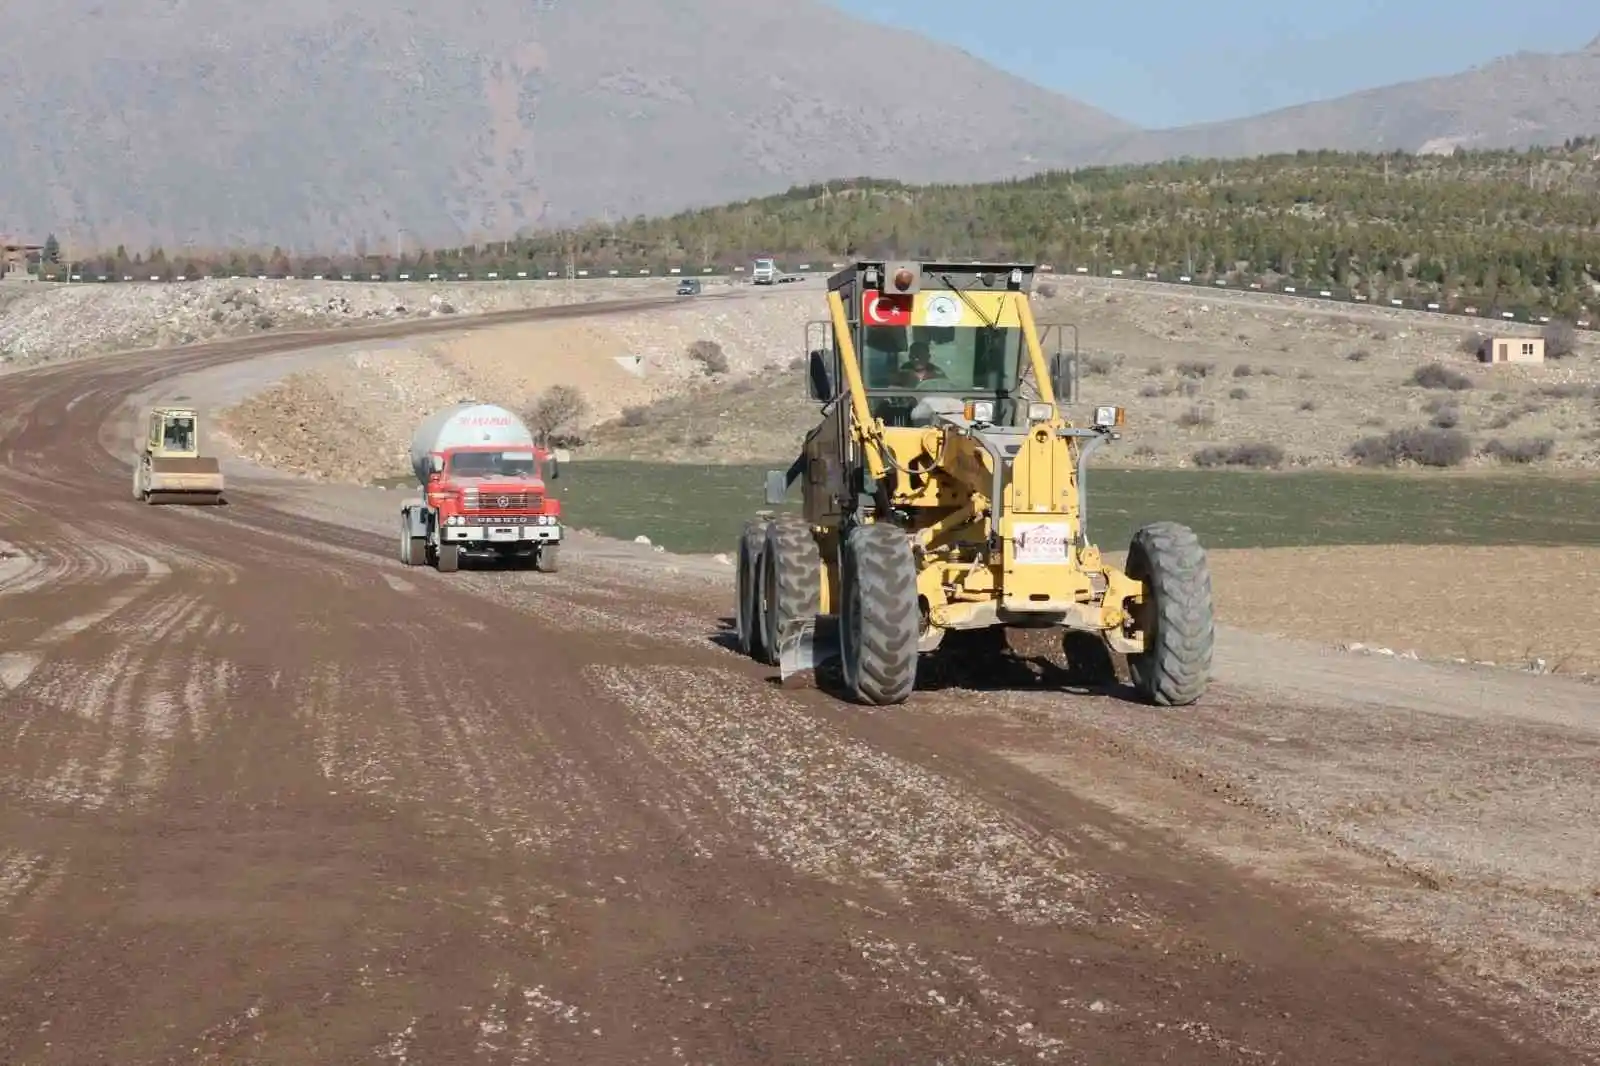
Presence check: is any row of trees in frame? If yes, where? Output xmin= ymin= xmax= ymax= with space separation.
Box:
xmin=37 ymin=142 xmax=1600 ymax=316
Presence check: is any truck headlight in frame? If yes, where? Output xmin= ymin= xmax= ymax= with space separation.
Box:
xmin=1027 ymin=401 xmax=1054 ymax=422
xmin=1092 ymin=405 xmax=1125 ymax=429
xmin=963 ymin=400 xmax=995 ymax=424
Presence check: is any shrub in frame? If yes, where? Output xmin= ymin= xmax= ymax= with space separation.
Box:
xmin=618 ymin=405 xmax=650 ymax=427
xmin=1176 ymin=404 xmax=1214 ymax=427
xmin=1348 ymin=426 xmax=1472 ymax=468
xmin=1035 ymin=282 xmax=1058 ymax=299
xmin=1297 ymin=399 xmax=1317 ymax=411
xmin=1481 ymin=437 xmax=1554 ymax=463
xmin=1408 ymin=363 xmax=1473 ymax=390
xmin=1460 ymin=331 xmax=1490 ymax=356
xmin=526 ymin=384 xmax=589 ymax=439
xmin=1543 ymin=319 xmax=1577 ymax=359
xmin=1176 ymin=360 xmax=1215 ymax=378
xmin=1231 ymin=363 xmax=1254 ymax=377
xmin=1192 ymin=442 xmax=1284 ymax=469
xmin=1228 ymin=387 xmax=1249 ymax=400
xmin=1346 ymin=348 xmax=1370 ymax=361
xmin=1083 ymin=353 xmax=1118 ymax=375
xmin=1429 ymin=405 xmax=1460 ymax=429
xmin=1139 ymin=382 xmax=1169 ymax=398
xmin=1539 ymin=383 xmax=1595 ymax=399
xmin=687 ymin=338 xmax=729 ymax=374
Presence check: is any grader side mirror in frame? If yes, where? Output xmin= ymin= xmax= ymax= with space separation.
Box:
xmin=807 ymin=348 xmax=833 ymax=403
xmin=1050 ymin=351 xmax=1076 ymax=402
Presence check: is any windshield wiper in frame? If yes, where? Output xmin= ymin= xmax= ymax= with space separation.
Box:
xmin=937 ymin=272 xmax=996 ymax=328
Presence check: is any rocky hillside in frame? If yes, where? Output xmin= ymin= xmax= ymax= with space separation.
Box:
xmin=1084 ymin=35 xmax=1600 ymax=163
xmin=0 ymin=0 xmax=1129 ymax=250
xmin=3 ymin=1 xmax=1596 ymax=252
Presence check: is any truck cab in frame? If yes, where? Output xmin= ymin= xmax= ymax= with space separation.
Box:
xmin=752 ymin=258 xmax=777 ymax=285
xmin=407 ymin=445 xmax=567 ymax=573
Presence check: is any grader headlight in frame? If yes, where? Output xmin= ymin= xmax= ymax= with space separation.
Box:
xmin=963 ymin=400 xmax=996 ymax=425
xmin=1093 ymin=405 xmax=1126 ymax=429
xmin=1026 ymin=401 xmax=1055 ymax=422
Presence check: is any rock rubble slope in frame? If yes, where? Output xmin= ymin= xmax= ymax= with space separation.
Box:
xmin=0 ymin=276 xmax=685 ymax=366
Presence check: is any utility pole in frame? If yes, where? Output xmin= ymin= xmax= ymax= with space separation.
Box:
xmin=565 ymin=235 xmax=576 ymax=304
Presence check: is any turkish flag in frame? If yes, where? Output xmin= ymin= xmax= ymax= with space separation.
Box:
xmin=862 ymin=289 xmax=912 ymax=326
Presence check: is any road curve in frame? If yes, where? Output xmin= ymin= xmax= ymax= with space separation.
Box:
xmin=0 ymin=305 xmax=1584 ymax=1064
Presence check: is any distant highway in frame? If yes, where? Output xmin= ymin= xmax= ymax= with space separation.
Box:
xmin=23 ymin=259 xmax=1590 ymax=332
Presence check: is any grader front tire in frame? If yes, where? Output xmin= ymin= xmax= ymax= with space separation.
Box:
xmin=734 ymin=519 xmax=770 ymax=662
xmin=839 ymin=523 xmax=920 ymax=706
xmin=760 ymin=518 xmax=821 ymax=666
xmin=1125 ymin=521 xmax=1214 ymax=706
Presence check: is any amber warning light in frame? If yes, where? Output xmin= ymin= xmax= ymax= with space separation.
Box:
xmin=892 ymin=268 xmax=914 ymax=291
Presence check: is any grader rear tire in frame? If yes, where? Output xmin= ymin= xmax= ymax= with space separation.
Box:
xmin=1124 ymin=521 xmax=1214 ymax=706
xmin=734 ymin=519 xmax=770 ymax=661
xmin=759 ymin=518 xmax=821 ymax=667
xmin=839 ymin=523 xmax=919 ymax=706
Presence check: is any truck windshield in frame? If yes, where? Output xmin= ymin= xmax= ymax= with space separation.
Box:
xmin=860 ymin=325 xmax=1023 ymax=394
xmin=447 ymin=451 xmax=537 ymax=478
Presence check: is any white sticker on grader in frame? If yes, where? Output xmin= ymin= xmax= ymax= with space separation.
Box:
xmin=1012 ymin=522 xmax=1072 ymax=563
xmin=923 ymin=293 xmax=963 ymax=328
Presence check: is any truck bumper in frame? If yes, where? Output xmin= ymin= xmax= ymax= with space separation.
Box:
xmin=442 ymin=522 xmax=562 ymax=546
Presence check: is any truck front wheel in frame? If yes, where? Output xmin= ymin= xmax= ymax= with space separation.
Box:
xmin=434 ymin=542 xmax=460 ymax=573
xmin=535 ymin=544 xmax=561 ymax=573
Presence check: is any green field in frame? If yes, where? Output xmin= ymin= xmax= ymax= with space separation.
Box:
xmin=551 ymin=462 xmax=1600 ymax=555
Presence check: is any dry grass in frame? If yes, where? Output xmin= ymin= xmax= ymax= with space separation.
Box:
xmin=1202 ymin=545 xmax=1600 ymax=674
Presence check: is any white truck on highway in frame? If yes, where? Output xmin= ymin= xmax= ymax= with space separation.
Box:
xmin=752 ymin=257 xmax=778 ymax=285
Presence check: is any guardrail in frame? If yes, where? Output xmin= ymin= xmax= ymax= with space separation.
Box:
xmin=18 ymin=261 xmax=1591 ymax=331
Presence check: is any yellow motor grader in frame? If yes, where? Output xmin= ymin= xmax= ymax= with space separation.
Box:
xmin=733 ymin=259 xmax=1213 ymax=706
xmin=132 ymin=406 xmax=226 ymax=505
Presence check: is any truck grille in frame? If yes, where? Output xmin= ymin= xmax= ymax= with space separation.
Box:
xmin=464 ymin=492 xmax=542 ymax=511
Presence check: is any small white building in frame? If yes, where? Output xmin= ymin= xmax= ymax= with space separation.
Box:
xmin=1478 ymin=336 xmax=1545 ymax=365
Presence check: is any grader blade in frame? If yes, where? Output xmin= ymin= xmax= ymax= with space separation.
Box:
xmin=777 ymin=614 xmax=838 ymax=687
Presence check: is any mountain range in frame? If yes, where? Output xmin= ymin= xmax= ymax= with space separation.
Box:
xmin=0 ymin=1 xmax=1596 ymax=251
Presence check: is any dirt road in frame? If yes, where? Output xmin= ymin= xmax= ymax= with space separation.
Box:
xmin=0 ymin=305 xmax=1590 ymax=1064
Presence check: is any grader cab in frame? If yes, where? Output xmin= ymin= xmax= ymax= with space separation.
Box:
xmin=733 ymin=260 xmax=1214 ymax=706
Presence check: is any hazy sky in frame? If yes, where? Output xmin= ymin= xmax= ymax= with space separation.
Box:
xmin=829 ymin=0 xmax=1589 ymax=128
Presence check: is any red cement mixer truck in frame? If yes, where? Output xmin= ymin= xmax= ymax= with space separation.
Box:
xmin=399 ymin=402 xmax=568 ymax=573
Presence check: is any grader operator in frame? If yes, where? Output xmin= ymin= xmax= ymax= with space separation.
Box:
xmin=733 ymin=260 xmax=1214 ymax=706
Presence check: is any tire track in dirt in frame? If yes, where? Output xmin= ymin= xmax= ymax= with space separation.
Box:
xmin=586 ymin=661 xmax=1117 ymax=928
xmin=2 ymin=587 xmax=224 ymax=812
